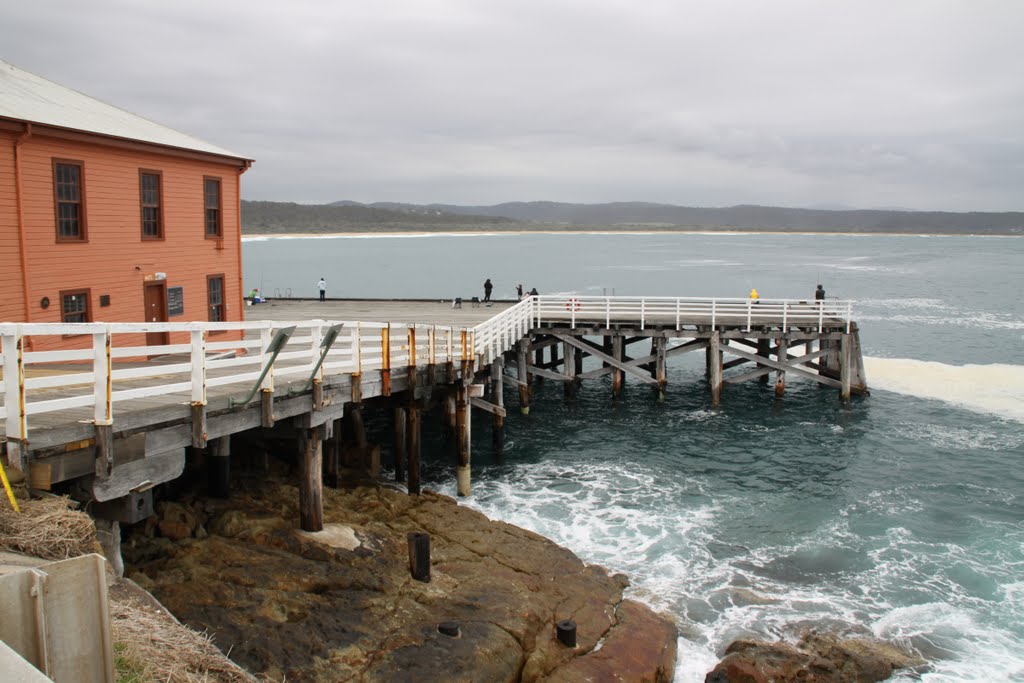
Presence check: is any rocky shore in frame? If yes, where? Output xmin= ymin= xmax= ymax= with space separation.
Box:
xmin=122 ymin=477 xmax=678 ymax=682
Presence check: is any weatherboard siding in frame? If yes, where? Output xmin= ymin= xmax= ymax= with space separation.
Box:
xmin=0 ymin=130 xmax=25 ymax=322
xmin=2 ymin=129 xmax=244 ymax=351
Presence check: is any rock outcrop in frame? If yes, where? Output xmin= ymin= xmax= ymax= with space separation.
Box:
xmin=705 ymin=632 xmax=925 ymax=683
xmin=123 ymin=480 xmax=677 ymax=682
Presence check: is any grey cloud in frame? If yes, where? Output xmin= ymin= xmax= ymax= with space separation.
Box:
xmin=3 ymin=0 xmax=1024 ymax=210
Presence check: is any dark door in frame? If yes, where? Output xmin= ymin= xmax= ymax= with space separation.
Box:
xmin=144 ymin=282 xmax=170 ymax=347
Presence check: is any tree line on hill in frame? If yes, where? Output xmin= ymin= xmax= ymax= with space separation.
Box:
xmin=241 ymin=199 xmax=1024 ymax=235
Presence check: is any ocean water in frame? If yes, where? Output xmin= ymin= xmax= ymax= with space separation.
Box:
xmin=245 ymin=233 xmax=1024 ymax=682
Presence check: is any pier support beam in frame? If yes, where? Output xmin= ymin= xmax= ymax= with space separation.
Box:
xmin=393 ymin=405 xmax=407 ymax=483
xmin=757 ymin=338 xmax=771 ymax=384
xmin=562 ymin=340 xmax=577 ymax=399
xmin=209 ymin=435 xmax=230 ymax=499
xmin=840 ymin=333 xmax=851 ymax=401
xmin=775 ymin=339 xmax=788 ymax=397
xmin=325 ymin=417 xmax=341 ymax=488
xmin=298 ymin=427 xmax=324 ymax=532
xmin=455 ymin=382 xmax=471 ymax=496
xmin=654 ymin=336 xmax=667 ymax=401
xmin=347 ymin=404 xmax=368 ymax=449
xmin=611 ymin=335 xmax=624 ymax=400
xmin=491 ymin=358 xmax=505 ymax=450
xmin=709 ymin=331 xmax=723 ymax=406
xmin=407 ymin=401 xmax=421 ymax=495
xmin=517 ymin=338 xmax=531 ymax=414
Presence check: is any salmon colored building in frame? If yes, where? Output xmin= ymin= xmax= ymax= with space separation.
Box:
xmin=0 ymin=60 xmax=253 ymax=351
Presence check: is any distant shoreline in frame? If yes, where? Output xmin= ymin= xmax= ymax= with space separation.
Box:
xmin=242 ymin=229 xmax=1022 ymax=240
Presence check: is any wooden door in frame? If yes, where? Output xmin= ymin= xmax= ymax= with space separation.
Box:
xmin=143 ymin=282 xmax=169 ymax=347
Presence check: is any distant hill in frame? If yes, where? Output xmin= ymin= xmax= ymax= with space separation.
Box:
xmin=241 ymin=200 xmax=1024 ymax=235
xmin=241 ymin=200 xmax=518 ymax=234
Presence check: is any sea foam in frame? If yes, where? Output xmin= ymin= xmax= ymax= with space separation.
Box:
xmin=863 ymin=357 xmax=1024 ymax=423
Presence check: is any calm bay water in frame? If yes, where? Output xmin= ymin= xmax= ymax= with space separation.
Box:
xmin=245 ymin=233 xmax=1024 ymax=682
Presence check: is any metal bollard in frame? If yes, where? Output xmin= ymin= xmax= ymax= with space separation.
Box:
xmin=556 ymin=619 xmax=576 ymax=647
xmin=408 ymin=532 xmax=430 ymax=582
xmin=438 ymin=621 xmax=460 ymax=637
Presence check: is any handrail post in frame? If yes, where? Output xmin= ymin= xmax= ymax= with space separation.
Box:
xmin=846 ymin=301 xmax=852 ymax=334
xmin=190 ymin=327 xmax=208 ymax=448
xmin=92 ymin=329 xmax=112 ymax=426
xmin=712 ymin=299 xmax=717 ymax=330
xmin=382 ymin=324 xmax=391 ymax=396
xmin=782 ymin=302 xmax=788 ymax=331
xmin=259 ymin=326 xmax=273 ymax=391
xmin=190 ymin=329 xmax=207 ymax=406
xmin=351 ymin=322 xmax=362 ymax=374
xmin=676 ymin=298 xmax=681 ymax=330
xmin=2 ymin=330 xmax=27 ymax=470
xmin=641 ymin=298 xmax=646 ymax=330
xmin=605 ymin=296 xmax=610 ymax=328
xmin=818 ymin=301 xmax=824 ymax=333
xmin=746 ymin=299 xmax=752 ymax=332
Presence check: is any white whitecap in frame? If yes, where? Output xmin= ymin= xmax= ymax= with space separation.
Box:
xmin=863 ymin=358 xmax=1024 ymax=423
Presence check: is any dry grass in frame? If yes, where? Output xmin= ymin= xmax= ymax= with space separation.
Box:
xmin=1 ymin=496 xmax=273 ymax=682
xmin=110 ymin=596 xmax=262 ymax=683
xmin=0 ymin=495 xmax=97 ymax=560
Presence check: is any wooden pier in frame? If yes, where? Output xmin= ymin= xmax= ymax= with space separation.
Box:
xmin=1 ymin=295 xmax=866 ymax=566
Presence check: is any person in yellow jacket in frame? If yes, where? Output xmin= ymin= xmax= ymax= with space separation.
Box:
xmin=749 ymin=288 xmax=759 ymax=300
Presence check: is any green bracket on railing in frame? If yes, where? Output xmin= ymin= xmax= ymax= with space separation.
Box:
xmin=290 ymin=323 xmax=344 ymax=395
xmin=228 ymin=326 xmax=295 ymax=407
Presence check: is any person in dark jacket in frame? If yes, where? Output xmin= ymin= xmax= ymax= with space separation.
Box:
xmin=815 ymin=284 xmax=826 ymax=302
xmin=483 ymin=278 xmax=493 ymax=303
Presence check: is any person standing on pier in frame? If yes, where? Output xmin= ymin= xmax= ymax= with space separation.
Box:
xmin=317 ymin=277 xmax=326 ymax=302
xmin=815 ymin=283 xmax=826 ymax=303
xmin=483 ymin=278 xmax=493 ymax=304
xmin=516 ymin=283 xmax=523 ymax=301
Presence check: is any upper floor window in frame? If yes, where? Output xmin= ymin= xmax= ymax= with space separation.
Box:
xmin=204 ymin=177 xmax=222 ymax=238
xmin=61 ymin=289 xmax=91 ymax=323
xmin=207 ymin=275 xmax=225 ymax=322
xmin=140 ymin=170 xmax=163 ymax=239
xmin=54 ymin=160 xmax=87 ymax=241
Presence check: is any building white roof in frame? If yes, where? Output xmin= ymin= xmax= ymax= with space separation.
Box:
xmin=0 ymin=60 xmax=249 ymax=161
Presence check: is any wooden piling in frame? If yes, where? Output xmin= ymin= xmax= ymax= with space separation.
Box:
xmin=325 ymin=417 xmax=341 ymax=488
xmin=574 ymin=347 xmax=583 ymax=375
xmin=611 ymin=335 xmax=624 ymax=399
xmin=534 ymin=343 xmax=544 ymax=386
xmin=655 ymin=336 xmax=667 ymax=400
xmin=758 ymin=338 xmax=771 ymax=384
xmin=348 ymin=404 xmax=368 ymax=449
xmin=775 ymin=338 xmax=788 ymax=397
xmin=709 ymin=331 xmax=722 ymax=406
xmin=455 ymin=382 xmax=471 ymax=496
xmin=840 ymin=333 xmax=851 ymax=401
xmin=393 ymin=405 xmax=407 ymax=483
xmin=563 ymin=340 xmax=577 ymax=399
xmin=209 ymin=435 xmax=230 ymax=499
xmin=407 ymin=402 xmax=421 ymax=495
xmin=491 ymin=358 xmax=505 ymax=450
xmin=299 ymin=427 xmax=324 ymax=532
xmin=517 ymin=338 xmax=531 ymax=414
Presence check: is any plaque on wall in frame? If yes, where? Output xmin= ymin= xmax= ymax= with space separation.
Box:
xmin=167 ymin=286 xmax=184 ymax=317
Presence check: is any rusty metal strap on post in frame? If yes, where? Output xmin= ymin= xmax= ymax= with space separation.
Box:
xmin=229 ymin=326 xmax=295 ymax=407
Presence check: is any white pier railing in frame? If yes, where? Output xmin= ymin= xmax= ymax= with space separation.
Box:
xmin=1 ymin=320 xmax=470 ymax=451
xmin=471 ymin=295 xmax=854 ymax=364
xmin=1 ymin=295 xmax=853 ymax=450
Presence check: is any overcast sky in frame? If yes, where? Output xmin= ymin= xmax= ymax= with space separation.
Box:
xmin=3 ymin=1 xmax=1023 ymax=211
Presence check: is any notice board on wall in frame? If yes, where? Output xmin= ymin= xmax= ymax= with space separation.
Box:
xmin=167 ymin=287 xmax=184 ymax=317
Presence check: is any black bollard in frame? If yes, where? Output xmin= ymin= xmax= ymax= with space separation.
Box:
xmin=556 ymin=619 xmax=576 ymax=648
xmin=408 ymin=532 xmax=430 ymax=582
xmin=438 ymin=621 xmax=460 ymax=637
